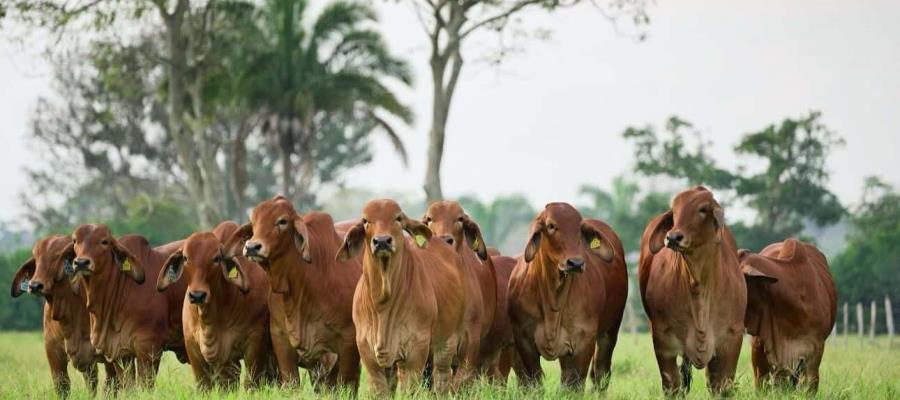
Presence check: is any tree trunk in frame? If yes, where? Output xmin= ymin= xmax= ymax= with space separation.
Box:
xmin=161 ymin=0 xmax=216 ymax=228
xmin=229 ymin=120 xmax=251 ymax=217
xmin=278 ymin=114 xmax=294 ymax=199
xmin=424 ymin=40 xmax=464 ymax=204
xmin=295 ymin=106 xmax=317 ymax=207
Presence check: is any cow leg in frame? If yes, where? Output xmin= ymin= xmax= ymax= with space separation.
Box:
xmin=427 ymin=338 xmax=454 ymax=394
xmin=270 ymin=324 xmax=300 ymax=386
xmin=706 ymin=339 xmax=740 ymax=396
xmin=221 ymin=360 xmax=242 ymax=390
xmin=244 ymin=331 xmax=275 ymax=388
xmin=590 ymin=332 xmax=618 ymax=391
xmin=135 ymin=351 xmax=160 ymax=389
xmin=650 ymin=332 xmax=683 ymax=396
xmin=802 ymin=349 xmax=824 ymax=394
xmin=335 ymin=341 xmax=361 ymax=393
xmin=559 ymin=342 xmax=592 ymax=391
xmin=454 ymin=331 xmax=481 ymax=389
xmin=45 ymin=341 xmax=70 ymax=397
xmin=512 ymin=332 xmax=543 ymax=388
xmin=358 ymin=340 xmax=391 ymax=396
xmin=494 ymin=346 xmax=513 ymax=383
xmin=750 ymin=337 xmax=772 ymax=391
xmin=186 ymin=341 xmax=212 ymax=391
xmin=102 ymin=362 xmax=119 ymax=395
xmin=81 ymin=362 xmax=99 ymax=396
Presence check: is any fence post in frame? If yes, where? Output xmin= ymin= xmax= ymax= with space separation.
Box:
xmin=843 ymin=302 xmax=849 ymax=344
xmin=857 ymin=302 xmax=865 ymax=343
xmin=870 ymin=301 xmax=877 ymax=341
xmin=887 ymin=296 xmax=895 ymax=349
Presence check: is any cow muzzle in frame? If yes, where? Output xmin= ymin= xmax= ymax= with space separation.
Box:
xmin=28 ymin=281 xmax=47 ymax=296
xmin=243 ymin=241 xmax=267 ymax=262
xmin=558 ymin=257 xmax=585 ymax=278
xmin=665 ymin=231 xmax=689 ymax=251
xmin=73 ymin=258 xmax=93 ymax=276
xmin=371 ymin=235 xmax=394 ymax=256
xmin=188 ymin=290 xmax=208 ymax=305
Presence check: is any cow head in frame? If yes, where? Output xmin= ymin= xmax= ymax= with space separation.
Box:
xmin=523 ymin=203 xmax=614 ymax=279
xmin=237 ymin=195 xmax=311 ymax=265
xmin=70 ymin=224 xmax=145 ymax=284
xmin=423 ymin=201 xmax=488 ymax=260
xmin=647 ymin=186 xmax=725 ymax=256
xmin=337 ymin=199 xmax=431 ymax=264
xmin=10 ymin=235 xmax=77 ymax=300
xmin=157 ymin=232 xmax=248 ymax=305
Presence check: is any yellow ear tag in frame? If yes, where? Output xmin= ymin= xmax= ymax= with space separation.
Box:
xmin=471 ymin=237 xmax=480 ymax=250
xmin=228 ymin=267 xmax=238 ymax=279
xmin=415 ymin=234 xmax=427 ymax=248
xmin=121 ymin=259 xmax=132 ymax=272
xmin=590 ymin=238 xmax=602 ymax=249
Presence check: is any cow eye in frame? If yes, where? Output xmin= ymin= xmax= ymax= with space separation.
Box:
xmin=457 ymin=217 xmax=465 ymax=223
xmin=546 ymin=223 xmax=556 ymax=233
xmin=699 ymin=207 xmax=709 ymax=217
xmin=101 ymin=239 xmax=109 ymax=245
xmin=424 ymin=217 xmax=432 ymax=225
xmin=277 ymin=218 xmax=288 ymax=226
xmin=395 ymin=216 xmax=403 ymax=223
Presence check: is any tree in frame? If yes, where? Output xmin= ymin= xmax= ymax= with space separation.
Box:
xmin=248 ymin=0 xmax=414 ymax=204
xmin=624 ymin=112 xmax=845 ymax=251
xmin=832 ymin=177 xmax=900 ymax=331
xmin=405 ymin=0 xmax=651 ymax=203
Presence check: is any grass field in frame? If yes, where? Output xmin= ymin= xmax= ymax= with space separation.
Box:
xmin=0 ymin=332 xmax=897 ymax=399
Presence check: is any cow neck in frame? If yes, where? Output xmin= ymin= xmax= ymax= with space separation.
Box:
xmin=48 ymin=284 xmax=92 ymax=357
xmin=82 ymin=260 xmax=132 ymax=358
xmin=530 ymin=251 xmax=575 ymax=341
xmin=363 ymin=248 xmax=412 ymax=310
xmin=674 ymin=242 xmax=724 ymax=357
xmin=269 ymin=233 xmax=335 ymax=321
xmin=196 ymin=270 xmax=238 ymax=330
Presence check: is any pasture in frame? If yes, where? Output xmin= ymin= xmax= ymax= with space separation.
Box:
xmin=0 ymin=332 xmax=896 ymax=399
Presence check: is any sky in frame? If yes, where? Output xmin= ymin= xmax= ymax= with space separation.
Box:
xmin=1 ymin=0 xmax=899 ymax=229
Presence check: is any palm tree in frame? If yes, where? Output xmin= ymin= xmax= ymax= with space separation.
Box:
xmin=458 ymin=194 xmax=535 ymax=255
xmin=247 ymin=0 xmax=413 ymax=202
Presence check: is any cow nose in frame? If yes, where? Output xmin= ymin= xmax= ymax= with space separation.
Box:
xmin=74 ymin=258 xmax=91 ymax=270
xmin=440 ymin=235 xmax=455 ymax=246
xmin=188 ymin=291 xmax=208 ymax=304
xmin=666 ymin=231 xmax=685 ymax=247
xmin=565 ymin=258 xmax=585 ymax=273
xmin=28 ymin=281 xmax=45 ymax=294
xmin=372 ymin=236 xmax=393 ymax=250
xmin=244 ymin=241 xmax=262 ymax=255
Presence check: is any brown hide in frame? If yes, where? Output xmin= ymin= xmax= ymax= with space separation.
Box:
xmin=638 ymin=186 xmax=745 ymax=394
xmin=228 ymin=195 xmax=362 ymax=391
xmin=740 ymin=238 xmax=837 ymax=392
xmin=69 ymin=224 xmax=187 ymax=389
xmin=157 ymin=221 xmax=276 ymax=390
xmin=338 ymin=199 xmax=469 ymax=395
xmin=508 ymin=203 xmax=628 ymax=390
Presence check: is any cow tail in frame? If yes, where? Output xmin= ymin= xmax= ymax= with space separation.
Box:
xmin=679 ymin=354 xmax=692 ymax=393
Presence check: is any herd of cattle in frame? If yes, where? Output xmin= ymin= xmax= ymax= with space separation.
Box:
xmin=10 ymin=186 xmax=837 ymax=397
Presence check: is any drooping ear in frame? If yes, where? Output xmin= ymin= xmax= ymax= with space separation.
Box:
xmin=111 ymin=238 xmax=145 ymax=284
xmin=224 ymin=223 xmax=253 ymax=258
xmin=582 ymin=223 xmax=615 ymax=263
xmin=54 ymin=242 xmax=76 ymax=283
xmin=220 ymin=253 xmax=249 ymax=293
xmin=157 ymin=249 xmax=185 ymax=292
xmin=401 ymin=215 xmax=432 ymax=248
xmin=648 ymin=210 xmax=674 ymax=254
xmin=11 ymin=258 xmax=36 ymax=298
xmin=461 ymin=215 xmax=488 ymax=261
xmin=293 ymin=218 xmax=312 ymax=263
xmin=742 ymin=263 xmax=778 ymax=284
xmin=336 ymin=221 xmax=366 ymax=262
xmin=523 ymin=218 xmax=544 ymax=263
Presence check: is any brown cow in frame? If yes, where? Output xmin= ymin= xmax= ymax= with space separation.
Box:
xmin=488 ymin=254 xmax=518 ymax=381
xmin=639 ymin=186 xmax=745 ymax=395
xmin=67 ymin=224 xmax=187 ymax=389
xmin=508 ymin=202 xmax=628 ymax=390
xmin=739 ymin=238 xmax=837 ymax=392
xmin=337 ymin=199 xmax=472 ymax=395
xmin=422 ymin=201 xmax=513 ymax=382
xmin=225 ymin=196 xmax=362 ymax=391
xmin=11 ymin=235 xmax=117 ymax=396
xmin=156 ymin=221 xmax=277 ymax=390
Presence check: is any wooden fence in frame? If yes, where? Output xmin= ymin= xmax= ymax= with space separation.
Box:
xmin=831 ymin=296 xmax=895 ymax=348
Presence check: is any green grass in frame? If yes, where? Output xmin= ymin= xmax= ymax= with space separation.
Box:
xmin=0 ymin=332 xmax=897 ymax=399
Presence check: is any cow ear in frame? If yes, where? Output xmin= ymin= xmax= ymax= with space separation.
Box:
xmin=293 ymin=218 xmax=312 ymax=263
xmin=648 ymin=210 xmax=674 ymax=254
xmin=742 ymin=264 xmax=778 ymax=284
xmin=111 ymin=238 xmax=145 ymax=284
xmin=523 ymin=218 xmax=544 ymax=263
xmin=224 ymin=223 xmax=253 ymax=258
xmin=582 ymin=223 xmax=614 ymax=263
xmin=462 ymin=215 xmax=488 ymax=261
xmin=778 ymin=238 xmax=806 ymax=263
xmin=221 ymin=254 xmax=249 ymax=293
xmin=402 ymin=215 xmax=432 ymax=248
xmin=157 ymin=249 xmax=185 ymax=292
xmin=11 ymin=258 xmax=36 ymax=298
xmin=54 ymin=242 xmax=76 ymax=283
xmin=336 ymin=221 xmax=366 ymax=262
xmin=712 ymin=206 xmax=725 ymax=243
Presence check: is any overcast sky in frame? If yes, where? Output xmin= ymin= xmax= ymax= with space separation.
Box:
xmin=1 ymin=0 xmax=898 ymax=228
